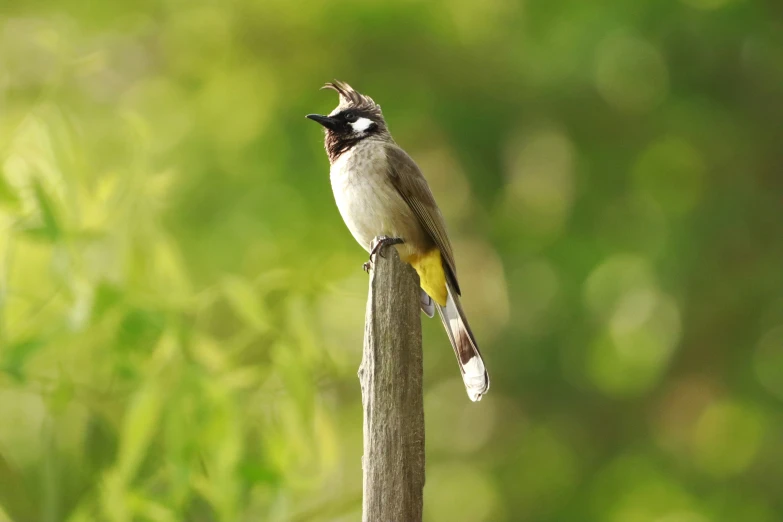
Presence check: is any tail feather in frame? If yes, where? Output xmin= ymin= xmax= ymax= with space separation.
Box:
xmin=435 ymin=281 xmax=490 ymax=401
xmin=420 ymin=289 xmax=435 ymax=318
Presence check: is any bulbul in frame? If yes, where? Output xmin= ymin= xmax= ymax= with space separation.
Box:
xmin=307 ymin=80 xmax=489 ymax=401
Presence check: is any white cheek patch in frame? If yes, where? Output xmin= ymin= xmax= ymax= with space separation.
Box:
xmin=350 ymin=117 xmax=374 ymax=133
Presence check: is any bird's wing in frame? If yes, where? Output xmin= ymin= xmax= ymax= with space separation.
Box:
xmin=385 ymin=143 xmax=461 ymax=295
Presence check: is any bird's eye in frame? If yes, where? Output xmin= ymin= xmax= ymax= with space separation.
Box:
xmin=344 ymin=112 xmax=358 ymax=123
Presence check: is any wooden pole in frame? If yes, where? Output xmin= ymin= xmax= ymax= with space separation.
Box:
xmin=359 ymin=244 xmax=425 ymax=522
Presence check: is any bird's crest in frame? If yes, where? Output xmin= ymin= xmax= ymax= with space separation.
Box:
xmin=322 ymin=80 xmax=382 ymax=115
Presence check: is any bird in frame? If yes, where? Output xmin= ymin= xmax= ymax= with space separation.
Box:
xmin=306 ymin=80 xmax=489 ymax=401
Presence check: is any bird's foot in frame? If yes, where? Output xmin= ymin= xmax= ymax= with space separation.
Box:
xmin=363 ymin=236 xmax=404 ymax=272
xmin=370 ymin=236 xmax=404 ymax=259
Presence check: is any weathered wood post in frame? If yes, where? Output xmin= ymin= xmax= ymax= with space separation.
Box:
xmin=358 ymin=243 xmax=425 ymax=522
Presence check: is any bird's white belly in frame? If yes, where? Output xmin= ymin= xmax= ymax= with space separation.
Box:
xmin=330 ymin=143 xmax=411 ymax=253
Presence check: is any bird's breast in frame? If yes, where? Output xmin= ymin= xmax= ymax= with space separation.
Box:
xmin=329 ymin=142 xmax=424 ymax=257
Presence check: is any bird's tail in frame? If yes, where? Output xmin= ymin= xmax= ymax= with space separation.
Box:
xmin=420 ymin=290 xmax=435 ymax=318
xmin=436 ymin=280 xmax=490 ymax=401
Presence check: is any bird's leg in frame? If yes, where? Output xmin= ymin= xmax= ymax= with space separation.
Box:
xmin=363 ymin=235 xmax=404 ymax=272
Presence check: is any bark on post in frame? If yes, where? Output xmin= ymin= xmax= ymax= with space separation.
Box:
xmin=359 ymin=244 xmax=425 ymax=522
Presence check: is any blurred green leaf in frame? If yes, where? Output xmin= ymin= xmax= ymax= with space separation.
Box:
xmin=0 ymin=172 xmax=21 ymax=210
xmin=117 ymin=308 xmax=165 ymax=351
xmin=0 ymin=451 xmax=36 ymax=522
xmin=92 ymin=282 xmax=124 ymax=320
xmin=1 ymin=337 xmax=46 ymax=381
xmin=116 ymin=383 xmax=163 ymax=482
xmin=31 ymin=180 xmax=61 ymax=242
xmin=221 ymin=276 xmax=270 ymax=332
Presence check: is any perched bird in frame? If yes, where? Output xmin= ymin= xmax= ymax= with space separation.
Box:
xmin=307 ymin=80 xmax=489 ymax=401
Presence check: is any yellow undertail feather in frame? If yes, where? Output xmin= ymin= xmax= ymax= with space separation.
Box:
xmin=408 ymin=248 xmax=447 ymax=307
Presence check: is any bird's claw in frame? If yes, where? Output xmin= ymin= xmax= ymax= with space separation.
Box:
xmin=363 ymin=236 xmax=404 ymax=272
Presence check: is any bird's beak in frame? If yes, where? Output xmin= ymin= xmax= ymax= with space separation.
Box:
xmin=306 ymin=114 xmax=340 ymax=130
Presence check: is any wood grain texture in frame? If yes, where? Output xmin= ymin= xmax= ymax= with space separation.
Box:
xmin=359 ymin=245 xmax=425 ymax=522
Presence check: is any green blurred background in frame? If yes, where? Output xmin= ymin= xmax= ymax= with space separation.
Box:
xmin=1 ymin=0 xmax=782 ymax=520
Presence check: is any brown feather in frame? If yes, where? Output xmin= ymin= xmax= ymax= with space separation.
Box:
xmin=384 ymin=144 xmax=461 ymax=295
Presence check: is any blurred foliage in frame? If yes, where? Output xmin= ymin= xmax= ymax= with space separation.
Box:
xmin=1 ymin=0 xmax=782 ymax=520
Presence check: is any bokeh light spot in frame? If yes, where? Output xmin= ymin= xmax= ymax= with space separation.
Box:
xmin=588 ymin=291 xmax=681 ymax=397
xmin=633 ymin=137 xmax=705 ymax=215
xmin=691 ymin=400 xmax=765 ymax=477
xmin=503 ymin=127 xmax=576 ymax=242
xmin=594 ymin=32 xmax=669 ymax=113
xmin=584 ymin=254 xmax=656 ymax=322
xmin=653 ymin=376 xmax=716 ymax=458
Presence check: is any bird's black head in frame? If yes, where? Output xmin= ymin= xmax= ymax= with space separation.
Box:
xmin=307 ymin=80 xmax=387 ymax=162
